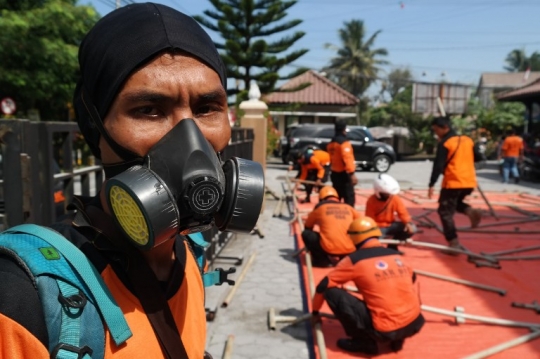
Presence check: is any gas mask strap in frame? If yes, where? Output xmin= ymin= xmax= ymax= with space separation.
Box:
xmin=102 ymin=158 xmax=145 ymax=179
xmin=80 ymin=85 xmax=143 ymax=163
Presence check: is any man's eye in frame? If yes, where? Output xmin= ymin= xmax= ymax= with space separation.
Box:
xmin=198 ymin=105 xmax=213 ymax=114
xmin=135 ymin=106 xmax=160 ymax=116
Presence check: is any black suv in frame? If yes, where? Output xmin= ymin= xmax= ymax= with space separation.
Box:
xmin=282 ymin=124 xmax=396 ymax=172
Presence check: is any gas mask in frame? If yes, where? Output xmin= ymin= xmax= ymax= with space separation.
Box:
xmin=104 ymin=119 xmax=265 ymax=250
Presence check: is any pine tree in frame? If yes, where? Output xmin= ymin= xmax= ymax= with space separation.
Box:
xmin=194 ymin=0 xmax=309 ymax=101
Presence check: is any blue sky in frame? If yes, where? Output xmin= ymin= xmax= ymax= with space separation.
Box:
xmin=85 ymin=0 xmax=540 ymax=96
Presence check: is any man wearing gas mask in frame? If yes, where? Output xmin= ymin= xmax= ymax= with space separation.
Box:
xmin=0 ymin=3 xmax=264 ymax=359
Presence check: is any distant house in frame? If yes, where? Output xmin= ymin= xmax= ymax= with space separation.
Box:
xmin=497 ymin=78 xmax=540 ymax=133
xmin=476 ymin=72 xmax=540 ymax=108
xmin=264 ymin=70 xmax=359 ymax=135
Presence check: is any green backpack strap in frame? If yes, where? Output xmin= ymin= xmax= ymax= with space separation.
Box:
xmin=3 ymin=224 xmax=132 ymax=346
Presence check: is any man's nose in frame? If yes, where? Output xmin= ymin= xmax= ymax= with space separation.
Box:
xmin=172 ymin=109 xmax=195 ymax=124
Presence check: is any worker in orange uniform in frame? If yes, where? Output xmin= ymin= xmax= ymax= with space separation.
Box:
xmin=366 ymin=174 xmax=416 ymax=251
xmin=429 ymin=117 xmax=483 ymax=252
xmin=327 ymin=119 xmax=357 ymax=207
xmin=293 ymin=147 xmax=331 ymax=203
xmin=302 ymin=186 xmax=360 ymax=267
xmin=311 ymin=217 xmax=424 ymax=355
xmin=498 ymin=128 xmax=524 ymax=184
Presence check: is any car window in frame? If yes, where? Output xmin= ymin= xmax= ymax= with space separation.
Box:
xmin=348 ymin=129 xmax=366 ymax=141
xmin=362 ymin=129 xmax=374 ymax=141
xmin=318 ymin=128 xmax=335 ymax=138
xmin=290 ymin=126 xmax=319 ymax=137
xmin=285 ymin=126 xmax=298 ymax=137
xmin=348 ymin=128 xmax=374 ymax=142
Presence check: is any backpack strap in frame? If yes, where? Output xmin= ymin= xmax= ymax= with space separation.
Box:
xmin=2 ymin=224 xmax=132 ymax=346
xmin=186 ymin=232 xmax=236 ymax=287
xmin=53 ymin=279 xmax=93 ymax=359
xmin=83 ymin=206 xmax=189 ymax=359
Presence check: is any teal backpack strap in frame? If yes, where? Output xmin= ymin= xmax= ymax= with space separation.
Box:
xmin=186 ymin=232 xmax=236 ymax=287
xmin=203 ymin=268 xmax=236 ymax=287
xmin=187 ymin=232 xmax=209 ymax=270
xmin=54 ymin=280 xmax=92 ymax=359
xmin=2 ymin=224 xmax=132 ymax=346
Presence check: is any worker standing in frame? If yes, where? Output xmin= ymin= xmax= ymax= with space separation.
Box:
xmin=498 ymin=128 xmax=524 ymax=184
xmin=428 ymin=117 xmax=483 ymax=252
xmin=312 ymin=217 xmax=424 ymax=355
xmin=327 ymin=119 xmax=357 ymax=207
xmin=302 ymin=186 xmax=360 ymax=267
xmin=293 ymin=147 xmax=331 ymax=203
xmin=365 ymin=174 xmax=416 ymax=251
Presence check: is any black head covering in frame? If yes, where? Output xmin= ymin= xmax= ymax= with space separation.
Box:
xmin=335 ymin=119 xmax=347 ymax=132
xmin=73 ymin=2 xmax=227 ymax=160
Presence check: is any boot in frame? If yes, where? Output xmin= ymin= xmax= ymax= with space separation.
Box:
xmin=442 ymin=238 xmax=466 ymax=256
xmin=465 ymin=207 xmax=482 ymax=228
xmin=390 ymin=339 xmax=404 ymax=352
xmin=337 ymin=338 xmax=378 ymax=355
xmin=300 ymin=197 xmax=311 ymax=204
xmin=387 ymin=244 xmax=404 ymax=255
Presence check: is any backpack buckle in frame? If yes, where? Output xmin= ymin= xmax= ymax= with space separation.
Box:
xmin=58 ymin=291 xmax=87 ymax=309
xmin=215 ymin=267 xmax=236 ymax=286
xmin=51 ymin=343 xmax=93 ymax=359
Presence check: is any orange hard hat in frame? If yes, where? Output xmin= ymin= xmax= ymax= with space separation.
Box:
xmin=347 ymin=217 xmax=382 ymax=245
xmin=319 ymin=186 xmax=338 ymax=201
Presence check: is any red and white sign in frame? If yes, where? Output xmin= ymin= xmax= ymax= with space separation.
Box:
xmin=1 ymin=97 xmax=16 ymax=115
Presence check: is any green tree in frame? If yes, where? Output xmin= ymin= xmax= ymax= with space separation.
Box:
xmin=380 ymin=67 xmax=413 ymax=100
xmin=367 ymin=85 xmax=435 ymax=153
xmin=0 ymin=0 xmax=99 ymax=120
xmin=504 ymin=48 xmax=540 ymax=72
xmin=194 ymin=0 xmax=309 ymax=102
xmin=323 ymin=19 xmax=388 ymax=97
xmin=468 ymin=99 xmax=525 ymax=136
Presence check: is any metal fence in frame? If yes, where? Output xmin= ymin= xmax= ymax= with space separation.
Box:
xmin=0 ymin=119 xmax=103 ymax=228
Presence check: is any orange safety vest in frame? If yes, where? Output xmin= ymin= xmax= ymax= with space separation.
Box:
xmin=327 ymin=135 xmax=356 ymax=173
xmin=365 ymin=194 xmax=411 ymax=228
xmin=313 ymin=240 xmax=421 ymax=333
xmin=299 ymin=150 xmax=330 ymax=180
xmin=304 ymin=199 xmax=360 ymax=255
xmin=501 ymin=135 xmax=524 ymax=158
xmin=442 ymin=135 xmax=477 ymax=189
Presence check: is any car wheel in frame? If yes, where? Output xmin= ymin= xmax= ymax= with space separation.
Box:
xmin=373 ymin=155 xmax=391 ymax=172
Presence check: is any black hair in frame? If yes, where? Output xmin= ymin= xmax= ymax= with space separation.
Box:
xmin=506 ymin=128 xmax=516 ymax=136
xmin=431 ymin=116 xmax=451 ymax=128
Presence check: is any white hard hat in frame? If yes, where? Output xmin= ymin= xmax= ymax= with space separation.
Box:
xmin=373 ymin=173 xmax=400 ymax=198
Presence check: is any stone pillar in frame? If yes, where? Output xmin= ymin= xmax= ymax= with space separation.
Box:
xmin=239 ymin=82 xmax=268 ymax=171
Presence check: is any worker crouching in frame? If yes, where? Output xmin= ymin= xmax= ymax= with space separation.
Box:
xmin=312 ymin=217 xmax=425 ymax=355
xmin=293 ymin=147 xmax=331 ymax=203
xmin=366 ymin=174 xmax=416 ymax=251
xmin=302 ymin=186 xmax=360 ymax=267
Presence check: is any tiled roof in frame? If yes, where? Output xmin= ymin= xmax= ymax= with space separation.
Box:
xmin=497 ymin=78 xmax=540 ymax=101
xmin=264 ymin=70 xmax=359 ymax=106
xmin=478 ymin=72 xmax=540 ymax=89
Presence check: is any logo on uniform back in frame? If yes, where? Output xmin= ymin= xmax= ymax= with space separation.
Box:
xmin=394 ymin=258 xmax=404 ymax=267
xmin=375 ymin=260 xmax=388 ymax=270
